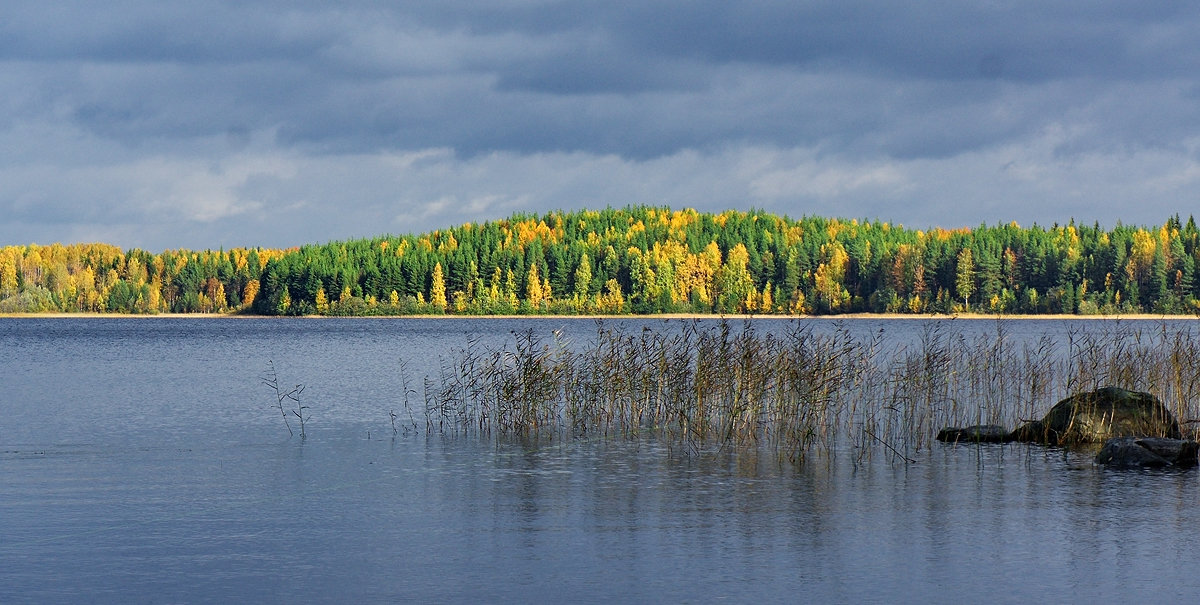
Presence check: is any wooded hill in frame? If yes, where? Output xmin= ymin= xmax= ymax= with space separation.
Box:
xmin=3 ymin=206 xmax=1200 ymax=316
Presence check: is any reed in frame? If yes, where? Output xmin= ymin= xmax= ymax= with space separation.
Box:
xmin=409 ymin=318 xmax=1200 ymax=464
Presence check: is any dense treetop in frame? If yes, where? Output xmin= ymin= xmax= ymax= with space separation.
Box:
xmin=2 ymin=206 xmax=1199 ymax=316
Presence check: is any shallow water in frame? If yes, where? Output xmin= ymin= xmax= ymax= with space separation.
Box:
xmin=3 ymin=317 xmax=1200 ymax=603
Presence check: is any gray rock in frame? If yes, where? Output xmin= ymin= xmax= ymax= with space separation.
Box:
xmin=935 ymin=424 xmax=1009 ymax=443
xmin=1095 ymin=437 xmax=1199 ymax=468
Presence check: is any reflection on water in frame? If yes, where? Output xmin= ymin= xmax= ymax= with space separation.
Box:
xmin=3 ymin=318 xmax=1200 ymax=602
xmin=5 ymin=435 xmax=1199 ymax=603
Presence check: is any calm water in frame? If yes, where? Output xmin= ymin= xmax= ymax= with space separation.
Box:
xmin=3 ymin=317 xmax=1200 ymax=603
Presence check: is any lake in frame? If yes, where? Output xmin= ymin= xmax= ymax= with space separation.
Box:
xmin=4 ymin=317 xmax=1200 ymax=603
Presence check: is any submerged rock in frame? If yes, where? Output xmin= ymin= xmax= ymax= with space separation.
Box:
xmin=935 ymin=424 xmax=1009 ymax=443
xmin=1095 ymin=437 xmax=1199 ymax=468
xmin=1006 ymin=386 xmax=1182 ymax=446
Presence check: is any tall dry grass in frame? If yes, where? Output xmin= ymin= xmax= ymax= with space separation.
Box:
xmin=406 ymin=319 xmax=1200 ymax=464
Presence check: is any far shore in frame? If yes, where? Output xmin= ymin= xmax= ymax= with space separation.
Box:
xmin=3 ymin=311 xmax=1198 ymax=321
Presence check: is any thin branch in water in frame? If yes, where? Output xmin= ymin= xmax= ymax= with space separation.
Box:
xmin=261 ymin=360 xmax=308 ymax=438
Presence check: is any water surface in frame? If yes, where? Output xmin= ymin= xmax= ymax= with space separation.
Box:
xmin=3 ymin=318 xmax=1199 ymax=603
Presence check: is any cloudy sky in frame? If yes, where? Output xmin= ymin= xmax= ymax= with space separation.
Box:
xmin=5 ymin=1 xmax=1200 ymax=250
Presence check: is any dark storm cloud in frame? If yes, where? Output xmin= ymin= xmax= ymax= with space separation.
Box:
xmin=407 ymin=1 xmax=1200 ymax=85
xmin=5 ymin=1 xmax=1200 ymax=249
xmin=8 ymin=1 xmax=1200 ymax=158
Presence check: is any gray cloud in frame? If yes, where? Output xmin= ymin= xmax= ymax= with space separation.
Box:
xmin=4 ymin=2 xmax=1200 ymax=249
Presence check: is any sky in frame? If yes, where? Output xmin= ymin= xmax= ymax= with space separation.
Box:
xmin=5 ymin=1 xmax=1200 ymax=251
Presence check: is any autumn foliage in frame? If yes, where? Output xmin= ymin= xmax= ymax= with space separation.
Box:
xmin=3 ymin=207 xmax=1200 ymax=315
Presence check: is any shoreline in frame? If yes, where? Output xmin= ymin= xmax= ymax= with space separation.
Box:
xmin=2 ymin=311 xmax=1198 ymax=321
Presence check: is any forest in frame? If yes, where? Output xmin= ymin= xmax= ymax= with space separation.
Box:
xmin=2 ymin=206 xmax=1200 ymax=316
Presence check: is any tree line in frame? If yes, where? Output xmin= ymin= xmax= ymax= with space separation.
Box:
xmin=3 ymin=206 xmax=1200 ymax=316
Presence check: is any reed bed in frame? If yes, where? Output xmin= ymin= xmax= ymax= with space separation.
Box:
xmin=408 ymin=319 xmax=1200 ymax=464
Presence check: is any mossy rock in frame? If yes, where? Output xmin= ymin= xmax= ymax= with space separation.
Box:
xmin=1008 ymin=386 xmax=1182 ymax=446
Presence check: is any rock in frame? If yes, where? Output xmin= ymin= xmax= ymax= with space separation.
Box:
xmin=935 ymin=387 xmax=1187 ymax=450
xmin=935 ymin=424 xmax=1009 ymax=443
xmin=1095 ymin=437 xmax=1199 ymax=468
xmin=1007 ymin=386 xmax=1182 ymax=446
